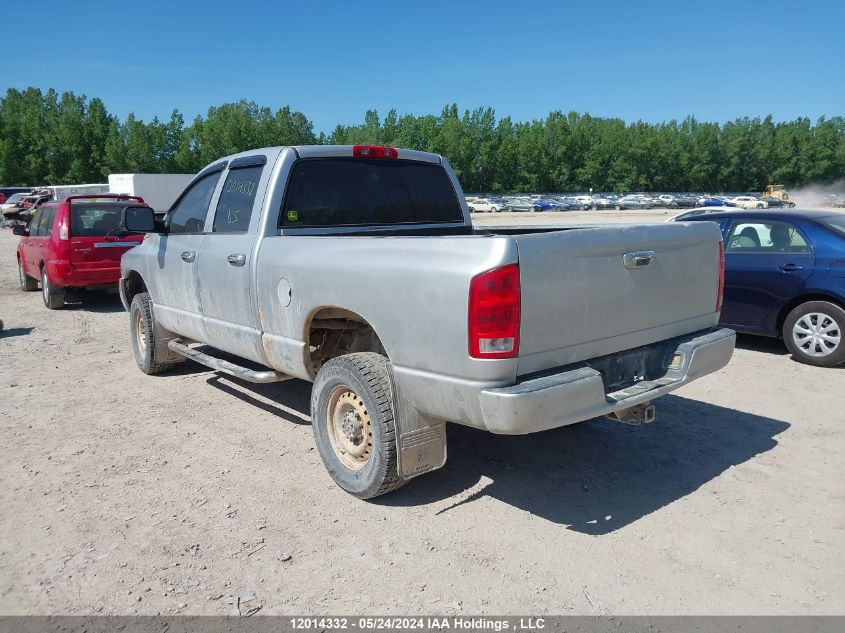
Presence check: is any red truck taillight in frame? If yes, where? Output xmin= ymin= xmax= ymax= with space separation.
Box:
xmin=468 ymin=264 xmax=520 ymax=359
xmin=716 ymin=240 xmax=725 ymax=312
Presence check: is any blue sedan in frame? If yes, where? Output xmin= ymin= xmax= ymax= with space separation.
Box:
xmin=683 ymin=209 xmax=845 ymax=367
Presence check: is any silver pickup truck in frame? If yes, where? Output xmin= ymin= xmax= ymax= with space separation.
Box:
xmin=119 ymin=145 xmax=735 ymax=498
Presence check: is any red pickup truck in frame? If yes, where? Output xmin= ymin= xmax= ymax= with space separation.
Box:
xmin=15 ymin=194 xmax=148 ymax=309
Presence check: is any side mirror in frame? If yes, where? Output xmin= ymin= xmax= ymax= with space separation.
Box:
xmin=120 ymin=205 xmax=159 ymax=233
xmin=12 ymin=225 xmax=29 ymax=237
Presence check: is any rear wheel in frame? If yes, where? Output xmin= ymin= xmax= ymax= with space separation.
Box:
xmin=783 ymin=301 xmax=845 ymax=367
xmin=41 ymin=268 xmax=64 ymax=310
xmin=18 ymin=258 xmax=37 ymax=291
xmin=130 ymin=292 xmax=178 ymax=374
xmin=311 ymin=352 xmax=404 ymax=499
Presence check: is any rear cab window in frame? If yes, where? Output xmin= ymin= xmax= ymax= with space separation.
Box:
xmin=280 ymin=158 xmax=463 ymax=228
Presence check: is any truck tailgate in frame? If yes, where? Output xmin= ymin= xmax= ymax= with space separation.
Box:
xmin=514 ymin=222 xmax=723 ymax=375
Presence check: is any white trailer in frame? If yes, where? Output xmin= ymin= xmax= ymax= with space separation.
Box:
xmin=46 ymin=183 xmax=110 ymax=201
xmin=108 ymin=174 xmax=193 ymax=213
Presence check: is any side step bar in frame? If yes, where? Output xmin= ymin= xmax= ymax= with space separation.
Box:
xmin=167 ymin=340 xmax=292 ymax=384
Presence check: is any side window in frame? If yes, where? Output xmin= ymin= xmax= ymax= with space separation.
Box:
xmin=29 ymin=209 xmax=43 ymax=236
xmin=726 ymin=221 xmax=811 ymax=254
xmin=42 ymin=209 xmax=56 ymax=237
xmin=212 ymin=166 xmax=263 ymax=233
xmin=167 ymin=173 xmax=221 ymax=234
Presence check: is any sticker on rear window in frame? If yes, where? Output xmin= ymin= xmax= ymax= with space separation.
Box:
xmin=286 ymin=210 xmax=299 ymax=223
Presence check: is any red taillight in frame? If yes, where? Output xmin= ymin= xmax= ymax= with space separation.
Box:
xmin=352 ymin=145 xmax=398 ymax=159
xmin=469 ymin=264 xmax=520 ymax=359
xmin=716 ymin=240 xmax=725 ymax=312
xmin=58 ymin=215 xmax=69 ymax=240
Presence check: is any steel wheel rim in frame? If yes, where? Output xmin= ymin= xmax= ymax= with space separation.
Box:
xmin=135 ymin=310 xmax=147 ymax=354
xmin=41 ymin=270 xmax=48 ymax=302
xmin=792 ymin=312 xmax=840 ymax=357
xmin=326 ymin=386 xmax=373 ymax=471
xmin=18 ymin=261 xmax=25 ymax=288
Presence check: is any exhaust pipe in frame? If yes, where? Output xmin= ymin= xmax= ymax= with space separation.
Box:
xmin=606 ymin=402 xmax=656 ymax=426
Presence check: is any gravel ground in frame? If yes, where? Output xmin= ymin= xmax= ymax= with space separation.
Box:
xmin=1 ymin=217 xmax=843 ymax=616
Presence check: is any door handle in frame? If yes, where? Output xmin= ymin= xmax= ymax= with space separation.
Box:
xmin=227 ymin=253 xmax=247 ymax=267
xmin=778 ymin=263 xmax=804 ymax=272
xmin=180 ymin=250 xmax=197 ymax=263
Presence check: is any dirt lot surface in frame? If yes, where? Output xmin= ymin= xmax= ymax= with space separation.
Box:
xmin=1 ymin=215 xmax=843 ymax=616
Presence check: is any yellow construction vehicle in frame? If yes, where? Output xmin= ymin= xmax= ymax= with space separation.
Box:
xmin=762 ymin=185 xmax=796 ymax=207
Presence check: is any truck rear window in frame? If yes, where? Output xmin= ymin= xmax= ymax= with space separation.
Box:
xmin=280 ymin=158 xmax=463 ymax=228
xmin=70 ymin=205 xmax=122 ymax=237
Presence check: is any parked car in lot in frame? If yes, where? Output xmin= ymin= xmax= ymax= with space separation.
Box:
xmin=505 ymin=197 xmax=537 ymax=212
xmin=615 ymin=196 xmax=650 ymax=210
xmin=118 ymin=144 xmax=734 ymax=498
xmin=0 ymin=192 xmax=29 ymax=213
xmin=592 ymin=196 xmax=617 ymax=209
xmin=467 ymin=197 xmax=504 ymax=213
xmin=557 ymin=197 xmax=589 ymax=210
xmin=699 ymin=197 xmax=737 ymax=207
xmin=531 ymin=198 xmax=563 ymax=212
xmin=761 ymin=195 xmax=795 ymax=208
xmin=673 ymin=196 xmax=700 ymax=209
xmin=657 ymin=195 xmax=677 ymax=208
xmin=731 ymin=196 xmax=768 ymax=209
xmin=14 ymin=194 xmax=148 ymax=309
xmin=684 ymin=209 xmax=845 ymax=367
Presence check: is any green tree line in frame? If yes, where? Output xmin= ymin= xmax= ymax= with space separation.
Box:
xmin=1 ymin=87 xmax=844 ymax=192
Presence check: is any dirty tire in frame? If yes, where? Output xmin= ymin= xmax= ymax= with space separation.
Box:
xmin=18 ymin=258 xmax=37 ymax=291
xmin=782 ymin=301 xmax=845 ymax=367
xmin=41 ymin=268 xmax=64 ymax=309
xmin=311 ymin=352 xmax=405 ymax=499
xmin=130 ymin=292 xmax=176 ymax=375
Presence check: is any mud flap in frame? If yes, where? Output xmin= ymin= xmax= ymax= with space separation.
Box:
xmin=389 ymin=373 xmax=447 ymax=480
xmin=150 ymin=303 xmax=188 ymax=364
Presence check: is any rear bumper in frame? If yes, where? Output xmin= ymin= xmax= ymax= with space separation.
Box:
xmin=46 ymin=259 xmax=121 ymax=289
xmin=478 ymin=328 xmax=735 ymax=434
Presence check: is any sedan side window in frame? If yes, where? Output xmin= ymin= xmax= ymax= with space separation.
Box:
xmin=726 ymin=221 xmax=812 ymax=254
xmin=167 ymin=173 xmax=221 ymax=234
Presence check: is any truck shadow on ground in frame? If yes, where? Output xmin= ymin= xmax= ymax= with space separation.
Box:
xmin=0 ymin=326 xmax=34 ymax=338
xmin=161 ymin=361 xmax=790 ymax=533
xmin=379 ymin=395 xmax=789 ymax=534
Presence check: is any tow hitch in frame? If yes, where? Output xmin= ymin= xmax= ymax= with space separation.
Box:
xmin=606 ymin=402 xmax=656 ymax=425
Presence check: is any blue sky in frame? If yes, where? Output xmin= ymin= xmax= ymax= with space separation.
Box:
xmin=1 ymin=0 xmax=842 ymax=134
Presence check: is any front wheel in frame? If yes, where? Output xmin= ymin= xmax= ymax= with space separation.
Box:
xmin=130 ymin=292 xmax=178 ymax=374
xmin=311 ymin=352 xmax=405 ymax=499
xmin=41 ymin=268 xmax=64 ymax=310
xmin=19 ymin=258 xmax=37 ymax=291
xmin=783 ymin=301 xmax=845 ymax=367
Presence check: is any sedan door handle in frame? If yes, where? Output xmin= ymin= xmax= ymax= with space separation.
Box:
xmin=778 ymin=263 xmax=804 ymax=272
xmin=227 ymin=253 xmax=247 ymax=267
xmin=180 ymin=250 xmax=197 ymax=263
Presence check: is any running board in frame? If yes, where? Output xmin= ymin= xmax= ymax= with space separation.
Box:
xmin=167 ymin=340 xmax=292 ymax=384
